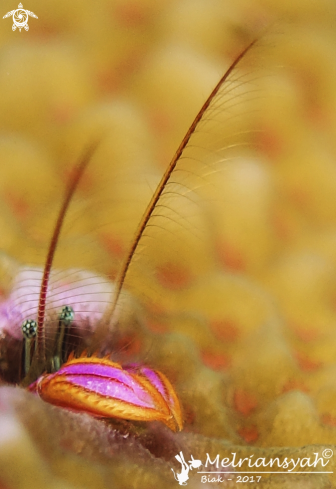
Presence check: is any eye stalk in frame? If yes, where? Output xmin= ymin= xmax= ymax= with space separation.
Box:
xmin=53 ymin=305 xmax=75 ymax=372
xmin=21 ymin=305 xmax=75 ymax=380
xmin=22 ymin=319 xmax=37 ymax=376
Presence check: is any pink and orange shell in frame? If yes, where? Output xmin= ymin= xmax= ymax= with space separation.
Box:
xmin=28 ymin=353 xmax=183 ymax=432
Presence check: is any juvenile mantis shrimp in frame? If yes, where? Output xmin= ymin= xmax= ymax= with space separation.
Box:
xmin=0 ymin=35 xmax=259 ymax=432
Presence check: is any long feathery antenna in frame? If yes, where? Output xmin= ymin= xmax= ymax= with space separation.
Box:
xmin=106 ymin=37 xmax=259 ymax=320
xmin=36 ymin=142 xmax=100 ymax=362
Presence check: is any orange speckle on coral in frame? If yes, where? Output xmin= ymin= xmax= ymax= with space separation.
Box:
xmin=253 ymin=126 xmax=283 ymax=160
xmin=148 ymin=305 xmax=167 ymax=320
xmin=116 ymin=51 xmax=143 ymax=80
xmin=209 ymin=319 xmax=240 ymax=342
xmin=234 ymin=388 xmax=258 ymax=416
xmin=0 ymin=477 xmax=13 ymax=489
xmin=100 ymin=233 xmax=125 ymax=258
xmin=114 ymin=3 xmax=148 ymax=27
xmin=321 ymin=413 xmax=336 ymax=427
xmin=148 ymin=109 xmax=173 ymax=137
xmin=146 ymin=319 xmax=169 ymax=334
xmin=216 ymin=241 xmax=245 ymax=272
xmin=292 ymin=325 xmax=321 ymax=343
xmin=97 ymin=49 xmax=144 ymax=93
xmin=97 ymin=69 xmax=119 ymax=93
xmin=51 ymin=104 xmax=75 ymax=124
xmin=201 ymin=349 xmax=230 ymax=371
xmin=156 ymin=263 xmax=192 ymax=290
xmin=238 ymin=425 xmax=259 ymax=443
xmin=3 ymin=191 xmax=30 ymax=220
xmin=106 ymin=265 xmax=119 ymax=282
xmin=306 ymin=103 xmax=327 ymax=128
xmin=289 ymin=187 xmax=310 ymax=211
xmin=295 ymin=351 xmax=323 ymax=372
xmin=272 ymin=210 xmax=292 ymax=242
xmin=282 ymin=379 xmax=309 ymax=394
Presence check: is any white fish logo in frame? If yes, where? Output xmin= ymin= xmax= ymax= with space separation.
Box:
xmin=3 ymin=3 xmax=38 ymax=32
xmin=171 ymin=451 xmax=202 ymax=485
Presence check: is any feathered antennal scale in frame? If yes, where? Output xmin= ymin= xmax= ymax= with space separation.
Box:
xmin=105 ymin=38 xmax=259 ymax=323
xmin=16 ymin=35 xmax=261 ymax=430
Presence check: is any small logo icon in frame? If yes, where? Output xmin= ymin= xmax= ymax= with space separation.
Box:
xmin=3 ymin=3 xmax=38 ymax=32
xmin=171 ymin=451 xmax=202 ymax=485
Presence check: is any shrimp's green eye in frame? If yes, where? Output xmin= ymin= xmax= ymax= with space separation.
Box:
xmin=59 ymin=305 xmax=74 ymax=325
xmin=21 ymin=319 xmax=37 ymax=339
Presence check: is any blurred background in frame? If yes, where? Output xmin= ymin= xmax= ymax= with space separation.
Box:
xmin=1 ymin=0 xmax=336 ymax=488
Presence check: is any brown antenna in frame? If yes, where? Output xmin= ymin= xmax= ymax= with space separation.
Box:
xmin=35 ymin=141 xmax=100 ymax=363
xmin=105 ymin=37 xmax=259 ymax=322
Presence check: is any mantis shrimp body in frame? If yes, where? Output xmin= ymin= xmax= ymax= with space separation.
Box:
xmin=0 ymin=35 xmax=260 ymax=432
xmin=25 ymin=305 xmax=183 ymax=431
